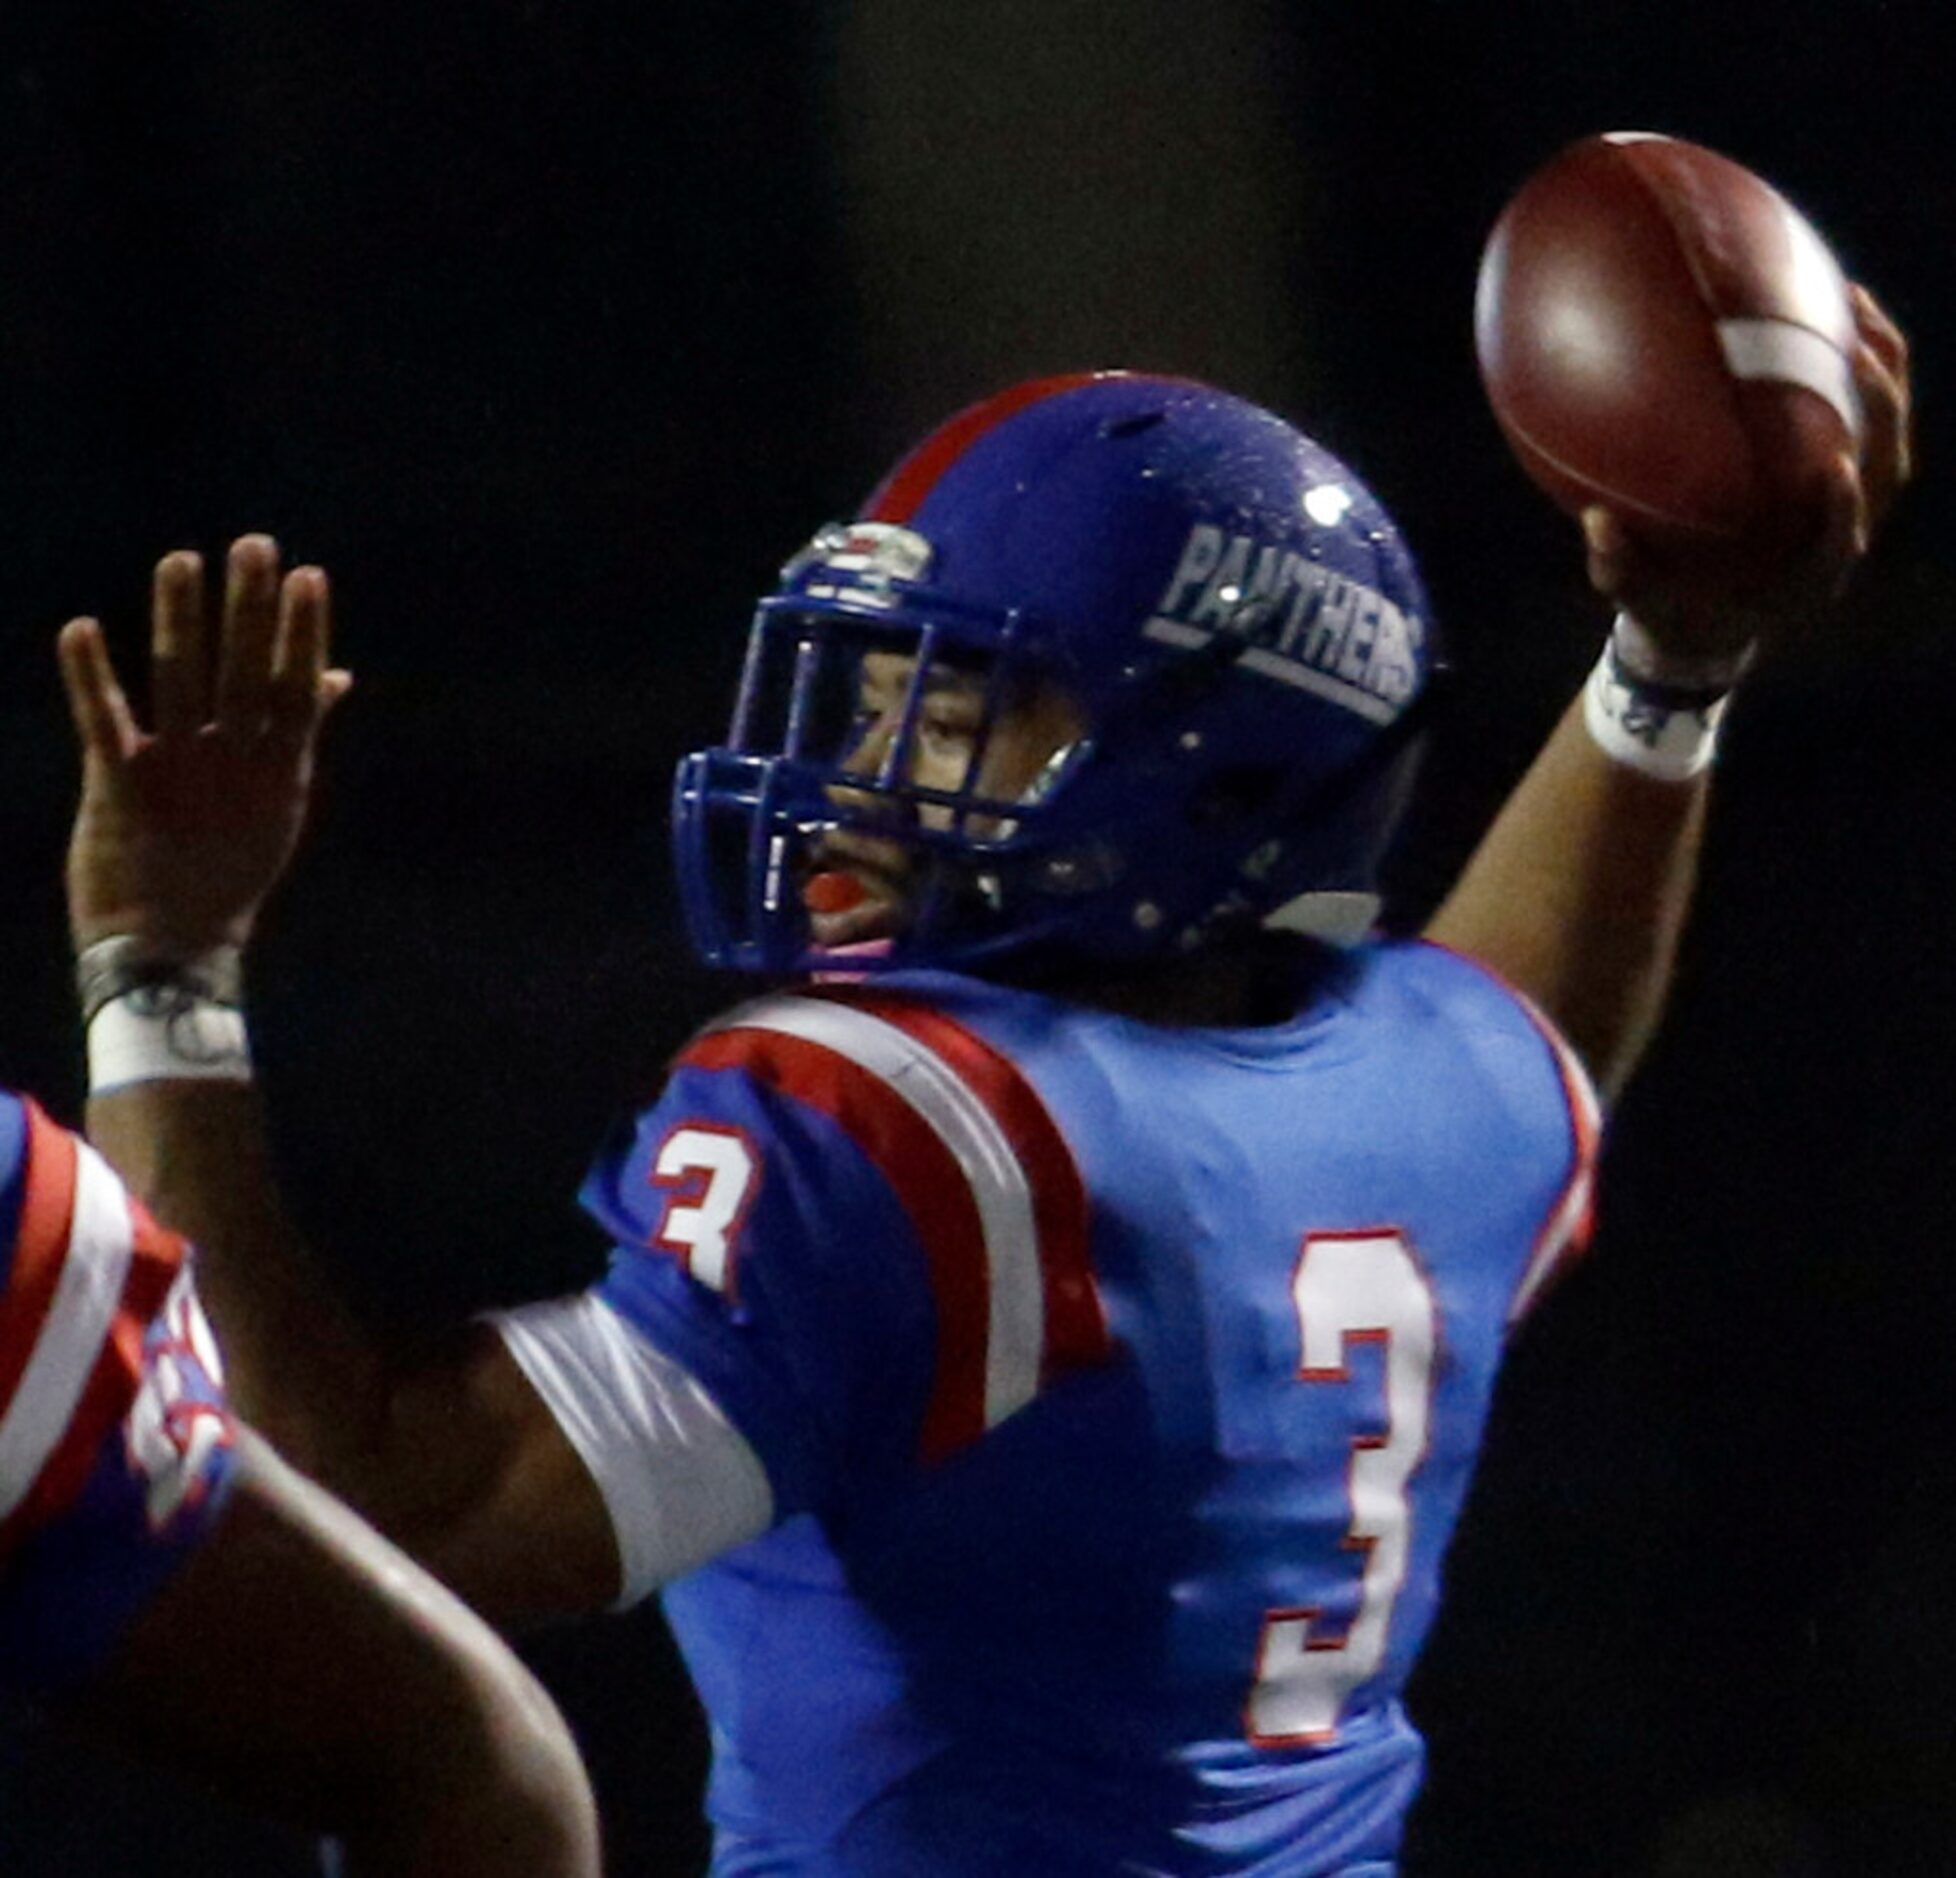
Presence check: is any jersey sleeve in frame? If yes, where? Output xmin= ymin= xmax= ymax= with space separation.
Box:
xmin=0 ymin=1096 xmax=239 ymax=1695
xmin=1404 ymin=943 xmax=1604 ymax=1328
xmin=574 ymin=988 xmax=1110 ymax=1526
xmin=493 ymin=1290 xmax=776 ymax=1608
xmin=1499 ymin=987 xmax=1604 ymax=1327
xmin=577 ymin=1020 xmax=939 ymax=1523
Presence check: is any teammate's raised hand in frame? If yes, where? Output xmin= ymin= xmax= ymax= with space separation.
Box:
xmin=59 ymin=535 xmax=352 ymax=953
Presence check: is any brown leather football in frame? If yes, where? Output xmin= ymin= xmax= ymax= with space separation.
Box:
xmin=1475 ymin=132 xmax=1861 ymax=539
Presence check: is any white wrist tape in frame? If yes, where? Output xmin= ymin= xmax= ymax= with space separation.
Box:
xmin=1582 ymin=615 xmax=1744 ymax=781
xmin=88 ymin=991 xmax=253 ymax=1094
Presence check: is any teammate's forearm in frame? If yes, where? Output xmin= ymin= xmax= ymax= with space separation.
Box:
xmin=233 ymin=1435 xmax=605 ymax=1878
xmin=70 ymin=1431 xmax=603 ymax=1878
xmin=1424 ymin=692 xmax=1708 ymax=1101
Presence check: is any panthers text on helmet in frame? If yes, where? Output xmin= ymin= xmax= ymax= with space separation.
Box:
xmin=1145 ymin=522 xmax=1424 ymax=725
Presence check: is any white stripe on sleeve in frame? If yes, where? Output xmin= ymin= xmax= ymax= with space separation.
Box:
xmin=491 ymin=1293 xmax=774 ymax=1609
xmin=0 ymin=1140 xmax=136 ymax=1519
xmin=709 ymin=995 xmax=1048 ymax=1428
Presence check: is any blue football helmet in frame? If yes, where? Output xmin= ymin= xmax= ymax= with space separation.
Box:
xmin=673 ymin=371 xmax=1438 ymax=977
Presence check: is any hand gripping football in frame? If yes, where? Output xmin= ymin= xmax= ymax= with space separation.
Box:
xmin=1474 ymin=131 xmax=1862 ymax=539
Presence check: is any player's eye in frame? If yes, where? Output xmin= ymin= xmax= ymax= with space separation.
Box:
xmin=917 ymin=707 xmax=981 ymax=761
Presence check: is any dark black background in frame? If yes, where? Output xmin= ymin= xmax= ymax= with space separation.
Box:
xmin=3 ymin=5 xmax=1952 ymax=1873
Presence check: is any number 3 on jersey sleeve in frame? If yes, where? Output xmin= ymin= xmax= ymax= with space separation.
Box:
xmin=1247 ymin=1229 xmax=1438 ymax=1748
xmin=649 ymin=1124 xmax=760 ymax=1296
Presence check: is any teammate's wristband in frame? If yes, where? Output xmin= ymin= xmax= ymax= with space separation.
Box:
xmin=1581 ymin=613 xmax=1752 ymax=781
xmin=78 ymin=937 xmax=253 ymax=1093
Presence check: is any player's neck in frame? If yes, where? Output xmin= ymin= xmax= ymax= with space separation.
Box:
xmin=1012 ymin=932 xmax=1335 ymax=1029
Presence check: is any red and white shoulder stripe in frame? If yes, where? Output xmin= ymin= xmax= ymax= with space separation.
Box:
xmin=675 ymin=989 xmax=1112 ymax=1463
xmin=1504 ymin=994 xmax=1605 ymax=1327
xmin=0 ymin=1102 xmax=187 ymax=1553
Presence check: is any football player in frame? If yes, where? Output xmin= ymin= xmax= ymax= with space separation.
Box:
xmin=0 ymin=1089 xmax=602 ymax=1875
xmin=55 ymin=298 xmax=1909 ymax=1874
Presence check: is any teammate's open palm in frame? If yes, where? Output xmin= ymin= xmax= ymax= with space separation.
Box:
xmin=59 ymin=535 xmax=351 ymax=953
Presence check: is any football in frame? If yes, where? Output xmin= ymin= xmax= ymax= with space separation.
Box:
xmin=1474 ymin=131 xmax=1862 ymax=539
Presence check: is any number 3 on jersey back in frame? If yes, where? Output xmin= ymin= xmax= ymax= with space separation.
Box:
xmin=1247 ymin=1229 xmax=1438 ymax=1748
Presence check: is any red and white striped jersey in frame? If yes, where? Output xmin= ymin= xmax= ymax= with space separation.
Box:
xmin=0 ymin=1092 xmax=238 ymax=1692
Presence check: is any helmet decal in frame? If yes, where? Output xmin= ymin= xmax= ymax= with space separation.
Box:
xmin=783 ymin=522 xmax=936 ymax=603
xmin=1144 ymin=520 xmax=1426 ymax=723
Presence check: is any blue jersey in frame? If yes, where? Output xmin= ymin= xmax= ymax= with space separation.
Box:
xmin=580 ymin=940 xmax=1598 ymax=1876
xmin=0 ymin=1092 xmax=238 ymax=1696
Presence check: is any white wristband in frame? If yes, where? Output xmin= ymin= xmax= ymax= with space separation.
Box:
xmin=87 ymin=992 xmax=254 ymax=1094
xmin=1582 ymin=617 xmax=1741 ymax=781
